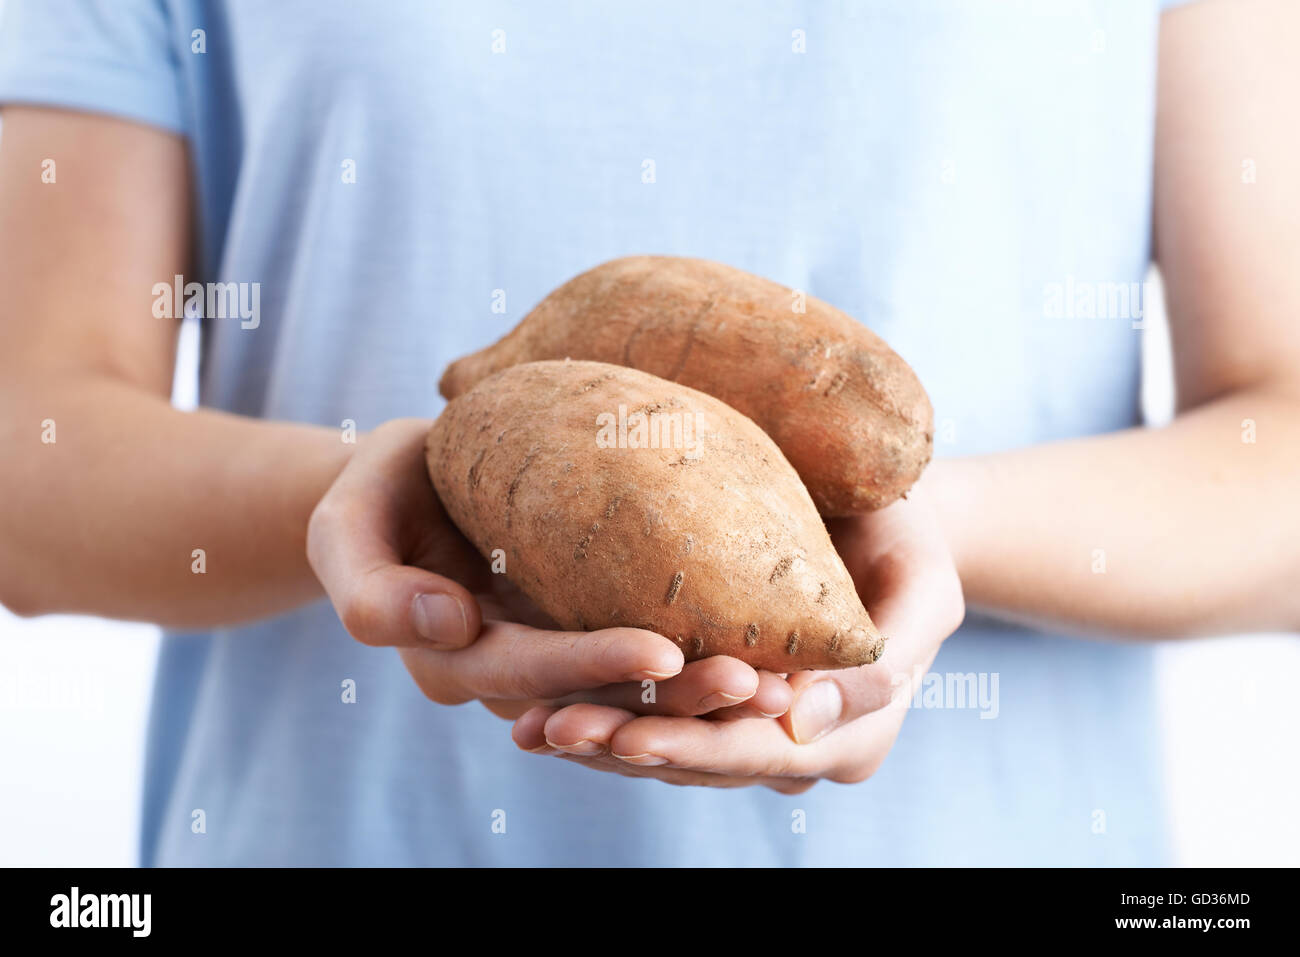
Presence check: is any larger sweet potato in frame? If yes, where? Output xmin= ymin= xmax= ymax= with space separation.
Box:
xmin=426 ymin=359 xmax=885 ymax=671
xmin=440 ymin=256 xmax=933 ymax=515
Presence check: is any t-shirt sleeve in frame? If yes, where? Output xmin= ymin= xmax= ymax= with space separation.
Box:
xmin=0 ymin=0 xmax=188 ymax=136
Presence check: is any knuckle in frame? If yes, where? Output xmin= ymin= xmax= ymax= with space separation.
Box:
xmin=405 ymin=657 xmax=471 ymax=706
xmin=509 ymin=672 xmax=549 ymax=701
xmin=422 ymin=681 xmax=470 ymax=706
xmin=590 ymin=632 xmax=632 ymax=682
xmin=338 ymin=593 xmax=383 ymax=646
xmin=481 ymin=648 xmax=546 ymax=701
xmin=772 ymin=778 xmax=818 ymax=795
xmin=560 ymin=632 xmax=624 ymax=693
xmin=829 ymin=765 xmax=867 ymax=785
xmin=772 ymin=747 xmax=810 ymax=779
xmin=830 ymin=755 xmax=883 ymax=785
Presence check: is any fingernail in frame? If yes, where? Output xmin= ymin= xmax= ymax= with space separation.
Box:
xmin=526 ymin=744 xmax=555 ymax=755
xmin=791 ymin=681 xmax=843 ymax=744
xmin=624 ymin=668 xmax=677 ymax=682
xmin=546 ymin=738 xmax=603 ymax=756
xmin=612 ymin=752 xmax=669 ymax=766
xmin=697 ymin=691 xmax=750 ymax=711
xmin=411 ymin=593 xmax=467 ymax=645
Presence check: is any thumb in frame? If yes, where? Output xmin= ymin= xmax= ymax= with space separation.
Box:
xmin=780 ymin=567 xmax=958 ymax=744
xmin=308 ymin=505 xmax=483 ymax=649
xmin=780 ymin=663 xmax=903 ymax=745
xmin=333 ymin=562 xmax=483 ymax=650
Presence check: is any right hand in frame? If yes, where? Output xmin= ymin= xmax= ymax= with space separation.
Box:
xmin=306 ymin=418 xmax=792 ymax=730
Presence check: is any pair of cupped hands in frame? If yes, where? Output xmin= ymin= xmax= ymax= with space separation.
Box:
xmin=308 ymin=418 xmax=965 ymax=793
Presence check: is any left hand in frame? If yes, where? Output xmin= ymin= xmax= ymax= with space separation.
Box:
xmin=509 ymin=485 xmax=966 ymax=792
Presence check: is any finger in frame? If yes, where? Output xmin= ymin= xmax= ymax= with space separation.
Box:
xmin=510 ymin=705 xmax=559 ymax=754
xmin=707 ymin=671 xmax=794 ymax=720
xmin=780 ymin=562 xmax=959 ymax=744
xmin=308 ymin=498 xmax=482 ymax=649
xmin=778 ymin=659 xmax=905 ymax=746
xmin=513 ymin=705 xmax=816 ymax=790
xmin=398 ymin=622 xmax=683 ymax=705
xmin=605 ymin=711 xmax=894 ymax=782
xmin=533 ymin=746 xmax=814 ymax=792
xmin=551 ymin=656 xmax=760 ymax=716
xmin=606 ymin=714 xmax=804 ymax=776
xmin=361 ymin=566 xmax=482 ymax=650
xmin=541 ymin=703 xmax=638 ymax=755
xmin=480 ymin=697 xmax=541 ymax=721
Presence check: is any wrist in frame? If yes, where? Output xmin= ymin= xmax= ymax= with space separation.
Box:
xmin=915 ymin=455 xmax=983 ymax=589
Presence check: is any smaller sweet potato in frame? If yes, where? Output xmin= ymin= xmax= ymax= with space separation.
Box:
xmin=440 ymin=256 xmax=933 ymax=515
xmin=426 ymin=359 xmax=885 ymax=671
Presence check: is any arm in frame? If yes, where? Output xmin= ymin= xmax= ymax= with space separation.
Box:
xmin=0 ymin=107 xmax=350 ymax=626
xmin=507 ymin=0 xmax=1299 ymax=790
xmin=928 ymin=0 xmax=1300 ymax=639
xmin=0 ymin=106 xmax=769 ymax=720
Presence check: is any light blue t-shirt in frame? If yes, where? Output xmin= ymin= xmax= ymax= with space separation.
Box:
xmin=0 ymin=0 xmax=1196 ymax=866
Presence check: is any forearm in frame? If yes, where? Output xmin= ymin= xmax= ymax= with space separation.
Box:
xmin=0 ymin=374 xmax=352 ymax=627
xmin=927 ymin=386 xmax=1300 ymax=638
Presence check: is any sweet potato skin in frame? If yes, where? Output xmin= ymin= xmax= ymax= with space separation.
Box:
xmin=427 ymin=360 xmax=885 ymax=671
xmin=440 ymin=256 xmax=933 ymax=515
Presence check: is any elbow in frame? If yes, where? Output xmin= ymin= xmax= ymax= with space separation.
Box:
xmin=0 ymin=557 xmax=49 ymax=619
xmin=0 ymin=587 xmax=44 ymax=620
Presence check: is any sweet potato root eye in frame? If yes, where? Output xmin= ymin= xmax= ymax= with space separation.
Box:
xmin=665 ymin=571 xmax=683 ymax=605
xmin=427 ymin=359 xmax=885 ymax=672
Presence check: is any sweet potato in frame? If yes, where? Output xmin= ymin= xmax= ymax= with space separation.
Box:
xmin=426 ymin=359 xmax=885 ymax=671
xmin=440 ymin=256 xmax=933 ymax=515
